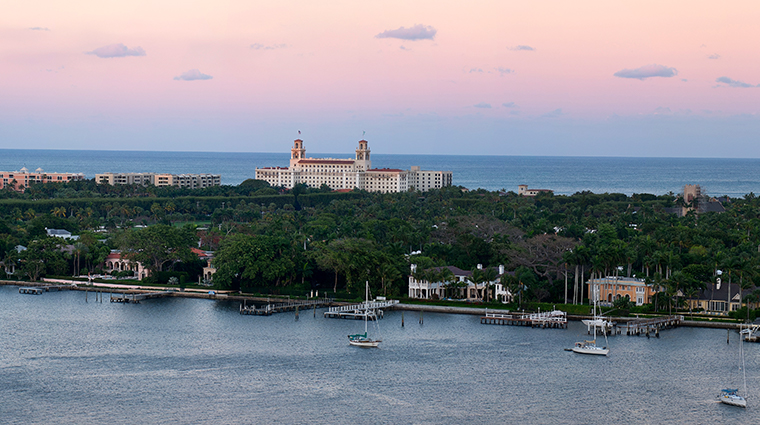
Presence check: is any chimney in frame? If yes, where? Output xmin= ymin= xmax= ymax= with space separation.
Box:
xmin=477 ymin=264 xmax=482 ymax=270
xmin=499 ymin=265 xmax=505 ymax=275
xmin=411 ymin=264 xmax=417 ymax=273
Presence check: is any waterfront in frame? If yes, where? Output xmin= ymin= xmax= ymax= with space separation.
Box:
xmin=1 ymin=286 xmax=757 ymax=424
xmin=3 ymin=149 xmax=760 ymax=196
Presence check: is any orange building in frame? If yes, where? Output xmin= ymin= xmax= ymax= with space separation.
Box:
xmin=0 ymin=167 xmax=85 ymax=192
xmin=586 ymin=276 xmax=660 ymax=306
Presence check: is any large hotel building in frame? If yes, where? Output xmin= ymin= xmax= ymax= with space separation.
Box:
xmin=255 ymin=139 xmax=453 ymax=193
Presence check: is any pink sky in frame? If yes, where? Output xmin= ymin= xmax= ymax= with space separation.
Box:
xmin=2 ymin=0 xmax=759 ymax=157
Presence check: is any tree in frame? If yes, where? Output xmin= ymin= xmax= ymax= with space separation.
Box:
xmin=116 ymin=224 xmax=196 ymax=277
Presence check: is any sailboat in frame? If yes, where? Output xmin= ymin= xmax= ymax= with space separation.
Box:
xmin=348 ymin=282 xmax=381 ymax=348
xmin=719 ymin=331 xmax=747 ymax=408
xmin=571 ymin=299 xmax=609 ymax=356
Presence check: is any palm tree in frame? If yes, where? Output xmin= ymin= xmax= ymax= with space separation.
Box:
xmin=481 ymin=267 xmax=498 ymax=303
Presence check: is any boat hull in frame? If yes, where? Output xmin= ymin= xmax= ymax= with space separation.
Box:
xmin=348 ymin=339 xmax=380 ymax=348
xmin=719 ymin=394 xmax=746 ymax=408
xmin=571 ymin=346 xmax=609 ymax=356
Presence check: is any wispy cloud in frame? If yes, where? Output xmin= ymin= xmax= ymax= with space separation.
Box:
xmin=613 ymin=64 xmax=678 ymax=80
xmin=708 ymin=54 xmax=721 ymax=60
xmin=469 ymin=68 xmax=483 ymax=73
xmin=29 ymin=27 xmax=49 ymax=31
xmin=495 ymin=67 xmax=514 ymax=76
xmin=542 ymin=108 xmax=563 ymax=118
xmin=375 ymin=24 xmax=437 ymax=41
xmin=502 ymin=102 xmax=518 ymax=108
xmin=715 ymin=76 xmax=757 ymax=88
xmin=474 ymin=102 xmax=492 ymax=109
xmin=173 ymin=69 xmax=213 ymax=81
xmin=508 ymin=45 xmax=535 ymax=51
xmin=86 ymin=43 xmax=145 ymax=58
xmin=250 ymin=43 xmax=287 ymax=50
xmin=399 ymin=45 xmax=410 ymax=51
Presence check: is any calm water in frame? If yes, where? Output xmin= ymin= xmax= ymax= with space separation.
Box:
xmin=3 ymin=149 xmax=760 ymax=196
xmin=0 ymin=286 xmax=757 ymax=424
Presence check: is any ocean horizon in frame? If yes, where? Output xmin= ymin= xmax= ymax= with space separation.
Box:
xmin=2 ymin=148 xmax=760 ymax=197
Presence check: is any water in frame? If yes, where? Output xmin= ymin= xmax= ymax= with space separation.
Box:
xmin=3 ymin=149 xmax=760 ymax=196
xmin=0 ymin=286 xmax=757 ymax=424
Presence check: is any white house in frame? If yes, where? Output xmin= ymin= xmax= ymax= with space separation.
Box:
xmin=408 ymin=264 xmax=512 ymax=302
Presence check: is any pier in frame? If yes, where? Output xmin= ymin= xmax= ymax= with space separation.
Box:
xmin=19 ymin=287 xmax=43 ymax=295
xmin=323 ymin=300 xmax=399 ymax=320
xmin=620 ymin=315 xmax=683 ymax=336
xmin=480 ymin=309 xmax=567 ymax=329
xmin=240 ymin=298 xmax=332 ymax=316
xmin=110 ymin=291 xmax=174 ymax=304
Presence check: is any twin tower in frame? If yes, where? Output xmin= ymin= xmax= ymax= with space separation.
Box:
xmin=289 ymin=138 xmax=371 ymax=171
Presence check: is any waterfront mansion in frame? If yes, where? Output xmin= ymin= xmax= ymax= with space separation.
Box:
xmin=254 ymin=139 xmax=452 ymax=193
xmin=408 ymin=264 xmax=512 ymax=302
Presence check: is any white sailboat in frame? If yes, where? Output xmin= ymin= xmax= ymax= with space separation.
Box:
xmin=571 ymin=299 xmax=609 ymax=356
xmin=348 ymin=282 xmax=381 ymax=348
xmin=719 ymin=331 xmax=747 ymax=408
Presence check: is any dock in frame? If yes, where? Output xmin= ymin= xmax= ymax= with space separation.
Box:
xmin=19 ymin=287 xmax=43 ymax=295
xmin=323 ymin=300 xmax=399 ymax=320
xmin=110 ymin=291 xmax=174 ymax=304
xmin=620 ymin=315 xmax=683 ymax=336
xmin=480 ymin=309 xmax=567 ymax=329
xmin=240 ymin=298 xmax=332 ymax=316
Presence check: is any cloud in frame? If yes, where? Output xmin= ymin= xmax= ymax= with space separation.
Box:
xmin=469 ymin=68 xmax=483 ymax=73
xmin=474 ymin=102 xmax=492 ymax=109
xmin=509 ymin=45 xmax=535 ymax=51
xmin=399 ymin=45 xmax=410 ymax=51
xmin=502 ymin=102 xmax=518 ymax=108
xmin=173 ymin=69 xmax=213 ymax=81
xmin=715 ymin=76 xmax=757 ymax=88
xmin=250 ymin=43 xmax=287 ymax=50
xmin=29 ymin=27 xmax=50 ymax=31
xmin=375 ymin=24 xmax=437 ymax=41
xmin=86 ymin=43 xmax=146 ymax=58
xmin=613 ymin=64 xmax=678 ymax=80
xmin=542 ymin=108 xmax=563 ymax=118
xmin=708 ymin=54 xmax=721 ymax=60
xmin=495 ymin=67 xmax=514 ymax=76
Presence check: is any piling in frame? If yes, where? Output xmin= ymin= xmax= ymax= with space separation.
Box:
xmin=402 ymin=311 xmax=404 ymax=327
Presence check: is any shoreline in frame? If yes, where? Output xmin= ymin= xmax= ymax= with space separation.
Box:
xmin=2 ymin=280 xmax=744 ymax=329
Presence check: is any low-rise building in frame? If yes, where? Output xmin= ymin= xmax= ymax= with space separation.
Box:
xmin=686 ymin=282 xmax=754 ymax=314
xmin=46 ymin=228 xmax=79 ymax=241
xmin=408 ymin=264 xmax=512 ymax=302
xmin=518 ymin=184 xmax=553 ymax=197
xmin=96 ymin=172 xmax=221 ymax=189
xmin=0 ymin=168 xmax=85 ymax=192
xmin=103 ymin=250 xmax=149 ymax=280
xmin=586 ymin=276 xmax=658 ymax=306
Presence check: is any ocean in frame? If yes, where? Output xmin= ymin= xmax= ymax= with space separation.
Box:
xmin=0 ymin=288 xmax=756 ymax=424
xmin=2 ymin=149 xmax=760 ymax=197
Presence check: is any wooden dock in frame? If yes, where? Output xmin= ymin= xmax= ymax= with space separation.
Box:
xmin=19 ymin=287 xmax=43 ymax=295
xmin=110 ymin=291 xmax=174 ymax=304
xmin=620 ymin=315 xmax=683 ymax=336
xmin=480 ymin=309 xmax=567 ymax=329
xmin=240 ymin=298 xmax=332 ymax=316
xmin=323 ymin=300 xmax=399 ymax=320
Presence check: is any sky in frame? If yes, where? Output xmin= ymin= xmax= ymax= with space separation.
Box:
xmin=2 ymin=0 xmax=759 ymax=157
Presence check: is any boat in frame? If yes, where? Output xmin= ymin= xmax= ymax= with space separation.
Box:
xmin=571 ymin=299 xmax=609 ymax=356
xmin=718 ymin=389 xmax=746 ymax=408
xmin=348 ymin=282 xmax=381 ymax=348
xmin=718 ymin=332 xmax=748 ymax=408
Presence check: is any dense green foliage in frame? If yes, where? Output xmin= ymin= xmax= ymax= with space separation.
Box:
xmin=3 ymin=178 xmax=760 ymax=316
